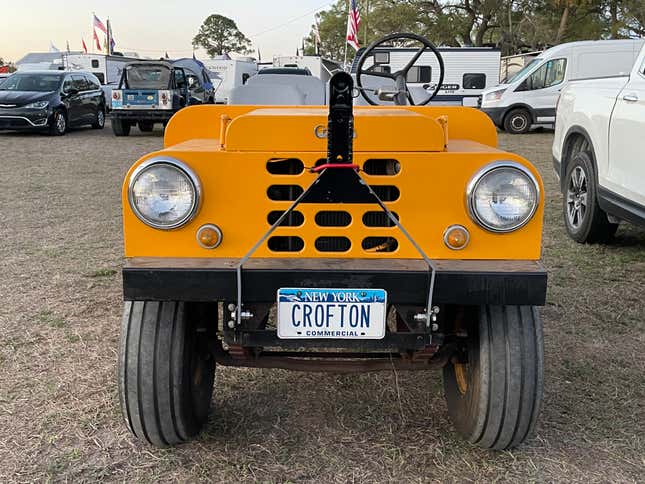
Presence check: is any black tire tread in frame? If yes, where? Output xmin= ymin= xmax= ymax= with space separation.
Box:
xmin=564 ymin=151 xmax=618 ymax=243
xmin=443 ymin=305 xmax=543 ymax=450
xmin=119 ymin=301 xmax=213 ymax=447
xmin=112 ymin=118 xmax=131 ymax=136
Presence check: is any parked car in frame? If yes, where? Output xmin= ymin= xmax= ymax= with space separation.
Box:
xmin=553 ymin=43 xmax=645 ymax=242
xmin=111 ymin=61 xmax=211 ymax=136
xmin=0 ymin=71 xmax=105 ymax=135
xmin=481 ymin=39 xmax=644 ymax=134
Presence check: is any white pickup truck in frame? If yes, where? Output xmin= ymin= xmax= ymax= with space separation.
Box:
xmin=553 ymin=43 xmax=645 ymax=243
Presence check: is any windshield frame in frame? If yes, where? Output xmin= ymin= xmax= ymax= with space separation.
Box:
xmin=0 ymin=73 xmax=64 ymax=92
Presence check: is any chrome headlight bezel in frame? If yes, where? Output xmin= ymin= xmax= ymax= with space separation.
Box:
xmin=127 ymin=157 xmax=201 ymax=230
xmin=466 ymin=161 xmax=540 ymax=233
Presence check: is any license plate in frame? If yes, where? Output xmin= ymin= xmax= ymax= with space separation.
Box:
xmin=277 ymin=288 xmax=387 ymax=339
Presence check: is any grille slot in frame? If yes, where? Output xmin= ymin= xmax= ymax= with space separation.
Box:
xmin=363 ymin=159 xmax=401 ymax=175
xmin=315 ymin=237 xmax=351 ymax=252
xmin=267 ymin=210 xmax=304 ymax=227
xmin=315 ymin=211 xmax=351 ymax=227
xmin=267 ymin=185 xmax=304 ymax=201
xmin=362 ymin=237 xmax=399 ymax=253
xmin=363 ymin=211 xmax=399 ymax=227
xmin=371 ymin=185 xmax=400 ymax=202
xmin=266 ymin=158 xmax=304 ymax=175
xmin=268 ymin=236 xmax=304 ymax=252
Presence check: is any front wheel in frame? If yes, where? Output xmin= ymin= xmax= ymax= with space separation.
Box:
xmin=92 ymin=107 xmax=105 ymax=129
xmin=118 ymin=301 xmax=217 ymax=447
xmin=443 ymin=306 xmax=544 ymax=450
xmin=563 ymin=151 xmax=618 ymax=243
xmin=48 ymin=109 xmax=67 ymax=136
xmin=503 ymin=108 xmax=531 ymax=134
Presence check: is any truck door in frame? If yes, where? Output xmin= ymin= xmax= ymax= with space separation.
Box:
xmin=514 ymin=58 xmax=567 ymax=123
xmin=608 ymin=59 xmax=645 ymax=206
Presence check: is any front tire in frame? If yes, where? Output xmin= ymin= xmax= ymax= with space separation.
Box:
xmin=503 ymin=108 xmax=531 ymax=134
xmin=112 ymin=118 xmax=131 ymax=136
xmin=443 ymin=306 xmax=544 ymax=450
xmin=48 ymin=109 xmax=67 ymax=136
xmin=92 ymin=107 xmax=105 ymax=129
xmin=563 ymin=151 xmax=618 ymax=243
xmin=118 ymin=301 xmax=216 ymax=447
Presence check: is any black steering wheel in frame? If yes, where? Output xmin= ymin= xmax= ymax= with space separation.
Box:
xmin=355 ymin=32 xmax=445 ymax=106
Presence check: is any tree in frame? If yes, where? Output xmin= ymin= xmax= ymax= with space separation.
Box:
xmin=193 ymin=14 xmax=252 ymax=57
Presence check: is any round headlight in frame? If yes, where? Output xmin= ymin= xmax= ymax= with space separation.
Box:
xmin=467 ymin=161 xmax=539 ymax=232
xmin=128 ymin=158 xmax=201 ymax=229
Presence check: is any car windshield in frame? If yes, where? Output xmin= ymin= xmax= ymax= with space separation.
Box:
xmin=505 ymin=59 xmax=542 ymax=84
xmin=0 ymin=73 xmax=62 ymax=92
xmin=126 ymin=65 xmax=171 ymax=89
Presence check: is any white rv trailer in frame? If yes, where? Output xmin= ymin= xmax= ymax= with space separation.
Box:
xmin=202 ymin=57 xmax=258 ymax=103
xmin=351 ymin=46 xmax=501 ymax=106
xmin=62 ymin=53 xmax=140 ymax=85
xmin=16 ymin=52 xmax=71 ymax=71
xmin=272 ymin=56 xmax=343 ymax=82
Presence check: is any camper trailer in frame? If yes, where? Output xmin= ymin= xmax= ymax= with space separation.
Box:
xmin=202 ymin=56 xmax=258 ymax=104
xmin=272 ymin=56 xmax=342 ymax=82
xmin=351 ymin=46 xmax=501 ymax=106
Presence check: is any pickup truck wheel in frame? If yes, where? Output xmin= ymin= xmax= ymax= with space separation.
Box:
xmin=503 ymin=109 xmax=531 ymax=134
xmin=443 ymin=306 xmax=543 ymax=450
xmin=118 ymin=301 xmax=216 ymax=447
xmin=564 ymin=151 xmax=618 ymax=243
xmin=138 ymin=121 xmax=154 ymax=132
xmin=112 ymin=118 xmax=131 ymax=136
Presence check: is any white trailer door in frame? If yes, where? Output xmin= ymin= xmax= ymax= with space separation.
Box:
xmin=608 ymin=66 xmax=645 ymax=205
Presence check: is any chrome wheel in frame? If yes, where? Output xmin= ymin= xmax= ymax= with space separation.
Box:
xmin=56 ymin=113 xmax=66 ymax=133
xmin=510 ymin=114 xmax=528 ymax=132
xmin=97 ymin=110 xmax=105 ymax=127
xmin=566 ymin=165 xmax=588 ymax=229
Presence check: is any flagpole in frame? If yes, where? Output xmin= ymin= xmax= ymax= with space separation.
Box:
xmin=343 ymin=0 xmax=349 ymax=69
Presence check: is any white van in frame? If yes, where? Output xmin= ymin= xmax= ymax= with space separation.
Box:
xmin=480 ymin=39 xmax=644 ymax=133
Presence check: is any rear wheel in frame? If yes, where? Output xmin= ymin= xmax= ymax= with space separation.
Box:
xmin=503 ymin=108 xmax=531 ymax=134
xmin=443 ymin=305 xmax=544 ymax=450
xmin=563 ymin=151 xmax=618 ymax=243
xmin=138 ymin=121 xmax=154 ymax=132
xmin=112 ymin=118 xmax=131 ymax=136
xmin=118 ymin=301 xmax=217 ymax=447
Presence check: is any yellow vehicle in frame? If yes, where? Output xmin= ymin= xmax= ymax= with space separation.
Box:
xmin=118 ymin=34 xmax=546 ymax=450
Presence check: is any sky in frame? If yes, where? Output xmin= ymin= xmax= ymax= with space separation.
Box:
xmin=0 ymin=0 xmax=337 ymax=62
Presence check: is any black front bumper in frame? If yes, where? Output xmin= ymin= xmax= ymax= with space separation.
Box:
xmin=0 ymin=108 xmax=51 ymax=130
xmin=123 ymin=257 xmax=547 ymax=306
xmin=111 ymin=109 xmax=176 ymax=122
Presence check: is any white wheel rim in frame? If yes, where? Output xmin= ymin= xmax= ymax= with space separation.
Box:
xmin=98 ymin=111 xmax=104 ymax=126
xmin=56 ymin=114 xmax=66 ymax=133
xmin=511 ymin=114 xmax=527 ymax=131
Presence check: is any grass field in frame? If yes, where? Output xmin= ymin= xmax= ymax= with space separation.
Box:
xmin=0 ymin=123 xmax=643 ymax=483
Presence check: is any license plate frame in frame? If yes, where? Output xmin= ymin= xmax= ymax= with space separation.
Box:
xmin=276 ymin=288 xmax=387 ymax=340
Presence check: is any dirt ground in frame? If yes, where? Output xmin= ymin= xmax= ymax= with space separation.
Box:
xmin=0 ymin=122 xmax=643 ymax=483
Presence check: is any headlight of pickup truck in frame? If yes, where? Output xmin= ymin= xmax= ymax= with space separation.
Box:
xmin=467 ymin=161 xmax=539 ymax=232
xmin=128 ymin=158 xmax=201 ymax=229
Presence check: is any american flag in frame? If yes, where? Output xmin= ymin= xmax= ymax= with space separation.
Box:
xmin=93 ymin=14 xmax=107 ymax=34
xmin=346 ymin=0 xmax=361 ymax=51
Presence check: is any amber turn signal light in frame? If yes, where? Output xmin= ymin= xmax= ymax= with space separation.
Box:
xmin=196 ymin=224 xmax=223 ymax=249
xmin=444 ymin=225 xmax=470 ymax=250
